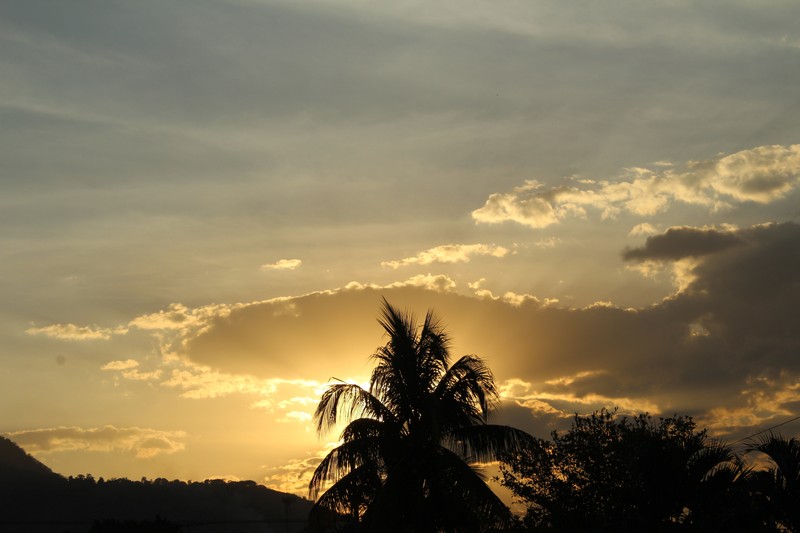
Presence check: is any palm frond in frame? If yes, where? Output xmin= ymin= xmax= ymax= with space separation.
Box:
xmin=417 ymin=307 xmax=450 ymax=374
xmin=314 ymin=383 xmax=393 ymax=436
xmin=434 ymin=355 xmax=500 ymax=432
xmin=445 ymin=424 xmax=536 ymax=463
xmin=309 ymin=463 xmax=381 ymax=520
xmin=376 ymin=297 xmax=417 ymax=361
xmin=309 ymin=436 xmax=384 ymax=499
xmin=688 ymin=440 xmax=737 ymax=483
xmin=427 ymin=445 xmax=515 ymax=529
xmin=340 ymin=417 xmax=392 ymax=442
xmin=749 ymin=432 xmax=800 ymax=488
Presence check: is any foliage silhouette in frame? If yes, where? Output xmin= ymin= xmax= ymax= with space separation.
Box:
xmin=499 ymin=409 xmax=772 ymax=532
xmin=748 ymin=433 xmax=800 ymax=532
xmin=308 ymin=298 xmax=533 ymax=532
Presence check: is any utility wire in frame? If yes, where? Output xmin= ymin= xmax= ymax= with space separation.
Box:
xmin=730 ymin=414 xmax=800 ymax=446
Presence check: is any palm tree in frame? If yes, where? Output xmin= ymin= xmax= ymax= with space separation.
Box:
xmin=308 ymin=298 xmax=532 ymax=532
xmin=749 ymin=433 xmax=800 ymax=532
xmin=682 ymin=442 xmax=772 ymax=531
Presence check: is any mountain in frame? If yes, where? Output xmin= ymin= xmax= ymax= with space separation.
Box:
xmin=0 ymin=436 xmax=313 ymax=533
xmin=0 ymin=435 xmax=59 ymax=481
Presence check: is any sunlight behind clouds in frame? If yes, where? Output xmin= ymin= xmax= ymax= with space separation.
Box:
xmin=1 ymin=0 xmax=799 ymax=498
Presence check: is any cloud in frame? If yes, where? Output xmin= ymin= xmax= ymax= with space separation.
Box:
xmin=262 ymin=446 xmax=334 ymax=496
xmin=471 ymin=180 xmax=562 ymax=229
xmin=261 ymin=259 xmax=303 ymax=271
xmin=277 ymin=411 xmax=313 ymax=424
xmin=628 ymin=223 xmax=659 ymax=237
xmin=707 ymin=145 xmax=800 ymax=202
xmin=498 ymin=375 xmax=660 ymax=420
xmin=25 ymin=323 xmax=127 ymax=340
xmin=381 ymin=243 xmax=510 ymax=269
xmin=121 ymin=369 xmax=163 ymax=381
xmin=472 ymin=145 xmax=800 ymax=228
xmin=101 ymin=359 xmax=139 ymax=371
xmin=27 ymin=302 xmax=238 ymax=344
xmin=532 ymin=237 xmax=561 ymax=248
xmin=5 ymin=426 xmax=186 ymax=459
xmin=622 ymin=225 xmax=745 ymax=261
xmin=702 ymin=372 xmax=800 ymax=435
xmin=128 ymin=303 xmax=239 ymax=331
xmin=160 ymin=367 xmax=323 ymax=402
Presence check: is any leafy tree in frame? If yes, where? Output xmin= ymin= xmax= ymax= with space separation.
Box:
xmin=308 ymin=299 xmax=533 ymax=532
xmin=499 ymin=409 xmax=756 ymax=532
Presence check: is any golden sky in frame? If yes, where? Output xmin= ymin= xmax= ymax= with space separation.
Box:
xmin=1 ymin=0 xmax=799 ymax=498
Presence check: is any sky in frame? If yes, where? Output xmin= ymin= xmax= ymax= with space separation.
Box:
xmin=1 ymin=0 xmax=799 ymax=500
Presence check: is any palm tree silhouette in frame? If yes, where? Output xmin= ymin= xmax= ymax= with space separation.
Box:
xmin=749 ymin=433 xmax=800 ymax=532
xmin=308 ymin=298 xmax=532 ymax=532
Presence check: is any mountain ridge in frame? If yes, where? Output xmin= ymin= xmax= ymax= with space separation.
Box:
xmin=0 ymin=435 xmax=59 ymax=480
xmin=0 ymin=435 xmax=313 ymax=532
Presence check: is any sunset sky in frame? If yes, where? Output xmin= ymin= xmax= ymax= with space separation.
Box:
xmin=1 ymin=0 xmax=799 ymax=499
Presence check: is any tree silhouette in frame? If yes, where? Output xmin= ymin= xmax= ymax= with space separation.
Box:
xmin=499 ymin=409 xmax=756 ymax=532
xmin=308 ymin=298 xmax=532 ymax=532
xmin=748 ymin=433 xmax=800 ymax=532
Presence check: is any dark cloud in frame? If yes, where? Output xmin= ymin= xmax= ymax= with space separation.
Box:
xmin=492 ymin=400 xmax=569 ymax=440
xmin=622 ymin=226 xmax=745 ymax=261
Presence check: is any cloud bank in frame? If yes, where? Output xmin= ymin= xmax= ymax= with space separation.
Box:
xmin=472 ymin=145 xmax=800 ymax=228
xmin=5 ymin=426 xmax=186 ymax=459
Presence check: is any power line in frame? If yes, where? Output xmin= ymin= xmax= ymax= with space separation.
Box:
xmin=730 ymin=414 xmax=800 ymax=446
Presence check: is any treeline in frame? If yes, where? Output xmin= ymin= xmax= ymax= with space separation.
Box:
xmin=499 ymin=409 xmax=799 ymax=532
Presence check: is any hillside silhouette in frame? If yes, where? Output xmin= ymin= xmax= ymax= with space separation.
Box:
xmin=0 ymin=436 xmax=312 ymax=532
xmin=0 ymin=436 xmax=58 ymax=481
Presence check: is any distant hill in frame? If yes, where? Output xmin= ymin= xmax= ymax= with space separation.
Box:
xmin=0 ymin=436 xmax=313 ymax=533
xmin=0 ymin=435 xmax=59 ymax=481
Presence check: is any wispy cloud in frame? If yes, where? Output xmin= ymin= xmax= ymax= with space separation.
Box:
xmin=6 ymin=426 xmax=186 ymax=459
xmin=499 ymin=376 xmax=660 ymax=417
xmin=261 ymin=259 xmax=303 ymax=271
xmin=346 ymin=273 xmax=458 ymax=293
xmin=101 ymin=359 xmax=140 ymax=371
xmin=628 ymin=223 xmax=659 ymax=237
xmin=161 ymin=367 xmax=281 ymax=400
xmin=262 ymin=446 xmax=334 ymax=496
xmin=101 ymin=359 xmax=162 ymax=380
xmin=381 ymin=243 xmax=510 ymax=269
xmin=472 ymin=145 xmax=800 ymax=229
xmin=469 ymin=278 xmax=558 ymax=307
xmin=128 ymin=302 xmax=240 ymax=331
xmin=26 ymin=323 xmax=128 ymax=341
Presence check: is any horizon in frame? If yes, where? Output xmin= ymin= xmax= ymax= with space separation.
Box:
xmin=1 ymin=0 xmax=799 ymax=503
